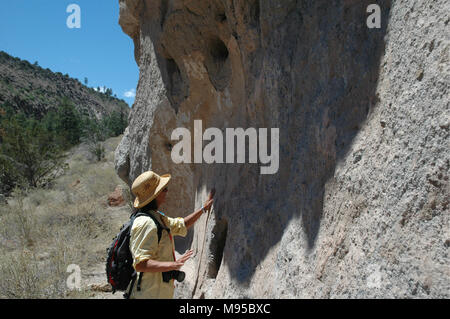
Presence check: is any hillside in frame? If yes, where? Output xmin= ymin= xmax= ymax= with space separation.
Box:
xmin=0 ymin=51 xmax=130 ymax=120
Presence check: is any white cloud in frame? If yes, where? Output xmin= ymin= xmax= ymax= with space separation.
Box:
xmin=124 ymin=89 xmax=136 ymax=98
xmin=94 ymin=86 xmax=107 ymax=93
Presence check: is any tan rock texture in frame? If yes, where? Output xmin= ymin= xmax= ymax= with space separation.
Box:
xmin=115 ymin=0 xmax=449 ymax=298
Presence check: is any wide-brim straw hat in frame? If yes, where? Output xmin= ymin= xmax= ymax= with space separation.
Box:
xmin=131 ymin=171 xmax=171 ymax=209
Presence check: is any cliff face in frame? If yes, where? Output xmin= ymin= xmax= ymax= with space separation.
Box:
xmin=115 ymin=0 xmax=449 ymax=298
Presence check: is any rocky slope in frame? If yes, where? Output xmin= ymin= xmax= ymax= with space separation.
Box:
xmin=115 ymin=0 xmax=449 ymax=298
xmin=0 ymin=51 xmax=129 ymax=119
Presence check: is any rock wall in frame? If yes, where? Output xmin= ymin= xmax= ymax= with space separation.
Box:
xmin=115 ymin=0 xmax=449 ymax=298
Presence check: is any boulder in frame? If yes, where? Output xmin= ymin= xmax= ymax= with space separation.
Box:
xmin=107 ymin=186 xmax=126 ymax=207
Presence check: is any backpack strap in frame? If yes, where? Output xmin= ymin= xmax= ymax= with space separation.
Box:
xmin=134 ymin=210 xmax=169 ymax=243
xmin=123 ymin=273 xmax=137 ymax=299
xmin=136 ymin=272 xmax=144 ymax=293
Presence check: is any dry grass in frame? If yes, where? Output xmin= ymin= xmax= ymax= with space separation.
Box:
xmin=0 ymin=135 xmax=131 ymax=299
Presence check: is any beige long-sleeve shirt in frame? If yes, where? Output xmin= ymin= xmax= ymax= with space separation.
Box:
xmin=128 ymin=210 xmax=187 ymax=299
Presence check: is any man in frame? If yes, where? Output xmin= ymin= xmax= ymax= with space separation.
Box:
xmin=128 ymin=170 xmax=214 ymax=298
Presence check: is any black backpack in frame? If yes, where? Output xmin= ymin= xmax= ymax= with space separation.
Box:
xmin=106 ymin=210 xmax=166 ymax=298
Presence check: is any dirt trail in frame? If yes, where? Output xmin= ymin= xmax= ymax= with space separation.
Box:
xmin=84 ymin=263 xmax=123 ymax=299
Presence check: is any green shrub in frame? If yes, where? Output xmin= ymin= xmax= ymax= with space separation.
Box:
xmin=0 ymin=116 xmax=66 ymax=189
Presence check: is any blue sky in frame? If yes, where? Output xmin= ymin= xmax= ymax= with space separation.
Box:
xmin=0 ymin=0 xmax=138 ymax=106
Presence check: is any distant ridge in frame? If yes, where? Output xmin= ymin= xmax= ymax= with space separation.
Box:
xmin=0 ymin=51 xmax=130 ymax=120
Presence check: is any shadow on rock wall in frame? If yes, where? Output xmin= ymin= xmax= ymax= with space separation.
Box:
xmin=199 ymin=0 xmax=393 ymax=286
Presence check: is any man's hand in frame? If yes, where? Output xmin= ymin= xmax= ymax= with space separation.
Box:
xmin=172 ymin=249 xmax=194 ymax=270
xmin=203 ymin=198 xmax=214 ymax=211
xmin=185 ymin=188 xmax=215 ymax=229
xmin=203 ymin=188 xmax=215 ymax=211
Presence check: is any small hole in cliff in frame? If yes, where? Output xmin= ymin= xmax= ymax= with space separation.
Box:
xmin=216 ymin=13 xmax=227 ymax=23
xmin=207 ymin=218 xmax=228 ymax=279
xmin=165 ymin=142 xmax=173 ymax=152
xmin=204 ymin=37 xmax=231 ymax=91
xmin=210 ymin=37 xmax=229 ymax=62
xmin=165 ymin=58 xmax=189 ymax=113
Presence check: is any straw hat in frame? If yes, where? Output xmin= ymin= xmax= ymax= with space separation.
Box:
xmin=131 ymin=171 xmax=171 ymax=209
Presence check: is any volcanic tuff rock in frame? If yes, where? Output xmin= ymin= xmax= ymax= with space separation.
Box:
xmin=115 ymin=0 xmax=449 ymax=298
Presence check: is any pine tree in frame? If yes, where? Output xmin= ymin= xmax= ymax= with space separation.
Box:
xmin=55 ymin=97 xmax=82 ymax=146
xmin=0 ymin=115 xmax=65 ymax=189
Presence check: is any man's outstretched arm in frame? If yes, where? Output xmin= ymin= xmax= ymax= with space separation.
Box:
xmin=184 ymin=198 xmax=214 ymax=229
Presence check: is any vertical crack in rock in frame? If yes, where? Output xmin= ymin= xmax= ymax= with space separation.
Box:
xmin=245 ymin=0 xmax=260 ymax=28
xmin=160 ymin=0 xmax=169 ymax=28
xmin=207 ymin=218 xmax=228 ymax=279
